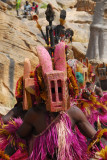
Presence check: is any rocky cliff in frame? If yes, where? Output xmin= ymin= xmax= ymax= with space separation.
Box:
xmin=0 ymin=10 xmax=39 ymax=107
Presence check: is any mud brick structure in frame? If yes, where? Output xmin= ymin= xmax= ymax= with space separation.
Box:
xmin=86 ymin=0 xmax=107 ymax=63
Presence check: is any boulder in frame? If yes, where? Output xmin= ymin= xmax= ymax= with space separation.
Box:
xmin=3 ymin=0 xmax=25 ymax=6
xmin=72 ymin=42 xmax=88 ymax=60
xmin=66 ymin=8 xmax=93 ymax=24
xmin=38 ymin=8 xmax=46 ymax=19
xmin=0 ymin=11 xmax=39 ymax=107
xmin=7 ymin=4 xmax=12 ymax=10
xmin=0 ymin=104 xmax=10 ymax=116
xmin=4 ymin=0 xmax=16 ymax=6
xmin=56 ymin=0 xmax=77 ymax=9
xmin=0 ymin=0 xmax=8 ymax=11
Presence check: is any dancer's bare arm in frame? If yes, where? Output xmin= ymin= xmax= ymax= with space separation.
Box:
xmin=67 ymin=106 xmax=97 ymax=138
xmin=17 ymin=109 xmax=33 ymax=138
xmin=2 ymin=109 xmax=15 ymax=124
xmin=2 ymin=102 xmax=25 ymax=123
xmin=18 ymin=105 xmax=97 ymax=139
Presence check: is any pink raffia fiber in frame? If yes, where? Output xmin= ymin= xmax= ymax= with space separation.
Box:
xmin=77 ymin=92 xmax=107 ymax=127
xmin=0 ymin=118 xmax=28 ymax=159
xmin=100 ymin=92 xmax=107 ymax=103
xmin=10 ymin=149 xmax=28 ymax=160
xmin=29 ymin=112 xmax=88 ymax=160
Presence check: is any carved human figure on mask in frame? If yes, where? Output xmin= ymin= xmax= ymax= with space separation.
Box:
xmin=55 ymin=10 xmax=66 ymax=44
xmin=45 ymin=4 xmax=55 ymax=55
xmin=33 ymin=4 xmax=55 ymax=57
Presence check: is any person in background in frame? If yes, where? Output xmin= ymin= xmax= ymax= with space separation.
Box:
xmin=31 ymin=2 xmax=36 ymax=12
xmin=35 ymin=3 xmax=39 ymax=15
xmin=31 ymin=2 xmax=39 ymax=17
xmin=23 ymin=1 xmax=31 ymax=18
xmin=16 ymin=0 xmax=21 ymax=16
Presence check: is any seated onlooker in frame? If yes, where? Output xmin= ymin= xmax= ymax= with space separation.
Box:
xmin=35 ymin=3 xmax=39 ymax=15
xmin=23 ymin=1 xmax=31 ymax=17
xmin=31 ymin=2 xmax=36 ymax=12
xmin=30 ymin=2 xmax=39 ymax=18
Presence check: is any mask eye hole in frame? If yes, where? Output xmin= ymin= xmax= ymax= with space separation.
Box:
xmin=57 ymin=80 xmax=63 ymax=101
xmin=51 ymin=81 xmax=56 ymax=102
xmin=51 ymin=87 xmax=55 ymax=93
xmin=58 ymin=87 xmax=62 ymax=93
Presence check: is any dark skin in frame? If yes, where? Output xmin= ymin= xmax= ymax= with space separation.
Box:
xmin=16 ymin=104 xmax=96 ymax=159
xmin=95 ymin=86 xmax=103 ymax=98
xmin=17 ymin=104 xmax=96 ymax=139
xmin=2 ymin=98 xmax=27 ymax=124
xmin=4 ymin=103 xmax=96 ymax=158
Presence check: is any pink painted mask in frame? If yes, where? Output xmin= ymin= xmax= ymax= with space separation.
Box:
xmin=36 ymin=42 xmax=70 ymax=112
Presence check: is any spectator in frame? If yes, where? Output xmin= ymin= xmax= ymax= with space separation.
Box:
xmin=35 ymin=3 xmax=39 ymax=15
xmin=23 ymin=1 xmax=31 ymax=18
xmin=31 ymin=2 xmax=36 ymax=12
xmin=16 ymin=0 xmax=21 ymax=16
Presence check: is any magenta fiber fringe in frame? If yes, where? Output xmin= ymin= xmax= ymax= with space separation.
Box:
xmin=30 ymin=112 xmax=88 ymax=160
xmin=0 ymin=118 xmax=28 ymax=160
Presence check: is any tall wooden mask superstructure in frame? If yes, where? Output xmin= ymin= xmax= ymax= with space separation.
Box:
xmin=86 ymin=0 xmax=107 ymax=63
xmin=37 ymin=42 xmax=70 ymax=112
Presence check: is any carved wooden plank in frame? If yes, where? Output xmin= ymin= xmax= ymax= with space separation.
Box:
xmin=23 ymin=58 xmax=33 ymax=110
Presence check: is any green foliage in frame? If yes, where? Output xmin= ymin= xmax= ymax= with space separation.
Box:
xmin=40 ymin=3 xmax=47 ymax=9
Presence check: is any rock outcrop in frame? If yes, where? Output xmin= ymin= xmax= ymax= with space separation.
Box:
xmin=56 ymin=0 xmax=77 ymax=9
xmin=66 ymin=8 xmax=93 ymax=24
xmin=72 ymin=42 xmax=87 ymax=60
xmin=0 ymin=0 xmax=8 ymax=11
xmin=0 ymin=10 xmax=39 ymax=107
xmin=1 ymin=0 xmax=25 ymax=6
xmin=0 ymin=104 xmax=10 ymax=116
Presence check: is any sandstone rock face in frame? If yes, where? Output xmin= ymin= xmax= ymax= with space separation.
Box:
xmin=66 ymin=8 xmax=93 ymax=24
xmin=72 ymin=42 xmax=87 ymax=60
xmin=0 ymin=10 xmax=39 ymax=107
xmin=4 ymin=0 xmax=25 ymax=6
xmin=5 ymin=0 xmax=16 ymax=6
xmin=0 ymin=1 xmax=8 ymax=11
xmin=56 ymin=0 xmax=77 ymax=9
xmin=0 ymin=104 xmax=10 ymax=116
